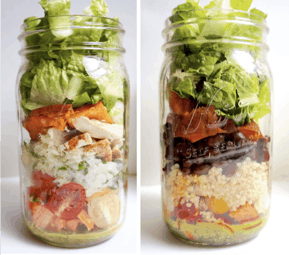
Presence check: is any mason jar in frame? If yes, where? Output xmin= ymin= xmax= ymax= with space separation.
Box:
xmin=16 ymin=15 xmax=129 ymax=248
xmin=160 ymin=9 xmax=272 ymax=246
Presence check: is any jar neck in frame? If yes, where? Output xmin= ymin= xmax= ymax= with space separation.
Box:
xmin=162 ymin=9 xmax=268 ymax=52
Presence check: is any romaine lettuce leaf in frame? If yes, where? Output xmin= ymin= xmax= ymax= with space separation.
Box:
xmin=89 ymin=0 xmax=109 ymax=17
xmin=29 ymin=58 xmax=70 ymax=105
xmin=250 ymin=8 xmax=267 ymax=19
xmin=230 ymin=0 xmax=253 ymax=11
xmin=39 ymin=0 xmax=73 ymax=39
xmin=96 ymin=68 xmax=124 ymax=112
xmin=198 ymin=80 xmax=236 ymax=110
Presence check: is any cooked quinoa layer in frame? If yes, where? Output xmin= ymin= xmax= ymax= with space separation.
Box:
xmin=165 ymin=158 xmax=269 ymax=215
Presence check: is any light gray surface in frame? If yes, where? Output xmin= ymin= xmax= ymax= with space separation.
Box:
xmin=1 ymin=0 xmax=136 ymax=177
xmin=141 ymin=0 xmax=289 ymax=186
xmin=141 ymin=179 xmax=289 ymax=254
xmin=1 ymin=175 xmax=137 ymax=254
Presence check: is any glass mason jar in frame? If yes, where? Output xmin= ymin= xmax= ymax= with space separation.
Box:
xmin=16 ymin=15 xmax=129 ymax=248
xmin=160 ymin=9 xmax=272 ymax=246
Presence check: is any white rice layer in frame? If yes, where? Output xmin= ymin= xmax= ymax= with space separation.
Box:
xmin=22 ymin=134 xmax=124 ymax=197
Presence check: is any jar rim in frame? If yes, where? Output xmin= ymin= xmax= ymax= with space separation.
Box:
xmin=18 ymin=15 xmax=125 ymax=55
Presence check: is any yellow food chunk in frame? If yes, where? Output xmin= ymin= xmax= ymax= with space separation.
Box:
xmin=208 ymin=197 xmax=229 ymax=215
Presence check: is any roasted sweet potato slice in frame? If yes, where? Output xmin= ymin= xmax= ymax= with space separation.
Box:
xmin=229 ymin=203 xmax=259 ymax=224
xmin=237 ymin=120 xmax=263 ymax=142
xmin=23 ymin=104 xmax=74 ymax=140
xmin=172 ymin=105 xmax=229 ymax=144
xmin=68 ymin=102 xmax=113 ymax=127
xmin=169 ymin=90 xmax=197 ymax=115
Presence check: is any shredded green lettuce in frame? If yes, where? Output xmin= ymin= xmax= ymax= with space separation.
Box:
xmin=168 ymin=0 xmax=270 ymax=125
xmin=20 ymin=0 xmax=125 ymax=116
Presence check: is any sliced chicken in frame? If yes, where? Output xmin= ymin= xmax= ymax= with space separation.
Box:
xmin=47 ymin=128 xmax=67 ymax=145
xmin=60 ymin=133 xmax=93 ymax=151
xmin=112 ymin=146 xmax=122 ymax=161
xmin=68 ymin=102 xmax=113 ymax=127
xmin=83 ymin=139 xmax=112 ymax=162
xmin=71 ymin=116 xmax=123 ymax=145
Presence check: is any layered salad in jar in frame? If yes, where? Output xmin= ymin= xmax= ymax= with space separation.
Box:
xmin=19 ymin=0 xmax=128 ymax=246
xmin=161 ymin=0 xmax=271 ymax=246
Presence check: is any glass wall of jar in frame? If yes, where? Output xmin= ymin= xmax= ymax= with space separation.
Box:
xmin=16 ymin=15 xmax=130 ymax=248
xmin=160 ymin=8 xmax=272 ymax=246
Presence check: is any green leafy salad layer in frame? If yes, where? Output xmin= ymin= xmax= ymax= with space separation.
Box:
xmin=168 ymin=0 xmax=270 ymax=125
xmin=20 ymin=0 xmax=125 ymax=115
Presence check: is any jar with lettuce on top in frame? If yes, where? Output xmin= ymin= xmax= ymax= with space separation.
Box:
xmin=16 ymin=0 xmax=129 ymax=248
xmin=160 ymin=0 xmax=272 ymax=246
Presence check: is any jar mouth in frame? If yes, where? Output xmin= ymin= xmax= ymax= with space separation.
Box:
xmin=20 ymin=15 xmax=123 ymax=32
xmin=18 ymin=15 xmax=125 ymax=54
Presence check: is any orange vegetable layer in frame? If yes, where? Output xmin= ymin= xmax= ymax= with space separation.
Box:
xmin=23 ymin=102 xmax=113 ymax=140
xmin=171 ymin=105 xmax=228 ymax=144
xmin=169 ymin=91 xmax=263 ymax=143
xmin=23 ymin=104 xmax=74 ymax=140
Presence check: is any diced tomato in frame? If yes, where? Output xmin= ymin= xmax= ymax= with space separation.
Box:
xmin=66 ymin=219 xmax=81 ymax=232
xmin=47 ymin=182 xmax=86 ymax=221
xmin=46 ymin=216 xmax=66 ymax=232
xmin=28 ymin=201 xmax=40 ymax=214
xmin=32 ymin=205 xmax=55 ymax=229
xmin=32 ymin=171 xmax=56 ymax=188
xmin=28 ymin=171 xmax=57 ymax=203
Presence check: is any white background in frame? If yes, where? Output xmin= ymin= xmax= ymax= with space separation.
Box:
xmin=141 ymin=0 xmax=289 ymax=186
xmin=1 ymin=0 xmax=137 ymax=177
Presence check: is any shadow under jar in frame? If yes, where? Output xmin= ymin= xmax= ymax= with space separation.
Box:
xmin=160 ymin=9 xmax=273 ymax=246
xmin=16 ymin=15 xmax=130 ymax=248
